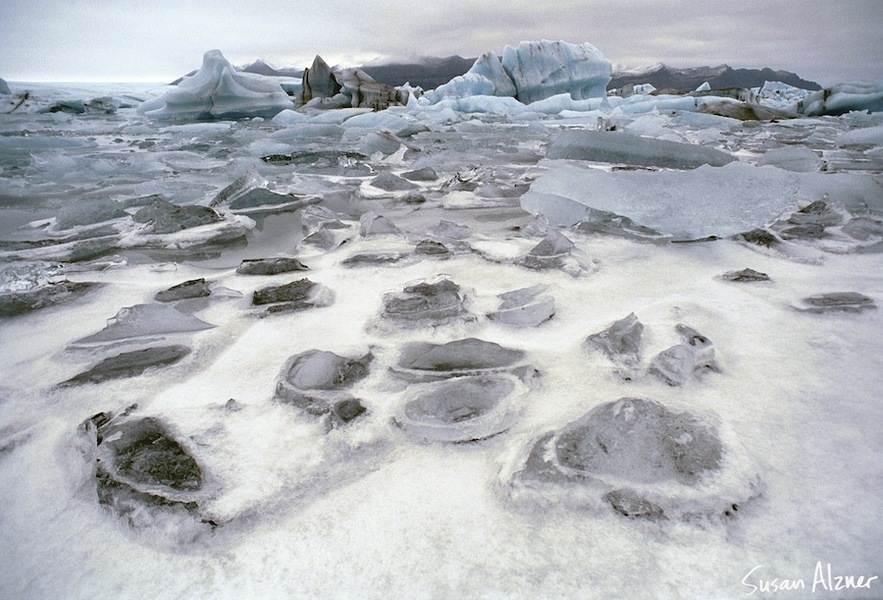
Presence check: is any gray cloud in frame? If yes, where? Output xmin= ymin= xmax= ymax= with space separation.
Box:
xmin=0 ymin=0 xmax=880 ymax=85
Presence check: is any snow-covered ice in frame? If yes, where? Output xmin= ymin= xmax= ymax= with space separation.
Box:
xmin=1 ymin=57 xmax=882 ymax=599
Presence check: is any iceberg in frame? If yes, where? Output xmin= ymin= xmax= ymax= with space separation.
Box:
xmin=138 ymin=50 xmax=294 ymax=119
xmin=798 ymin=81 xmax=883 ymax=116
xmin=428 ymin=40 xmax=611 ymax=105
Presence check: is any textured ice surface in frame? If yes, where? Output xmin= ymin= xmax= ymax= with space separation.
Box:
xmin=521 ymin=161 xmax=802 ymax=239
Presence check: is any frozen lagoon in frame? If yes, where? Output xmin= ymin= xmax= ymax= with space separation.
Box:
xmin=0 ymin=79 xmax=881 ymax=599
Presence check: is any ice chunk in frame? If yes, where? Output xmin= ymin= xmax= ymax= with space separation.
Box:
xmin=648 ymin=324 xmax=719 ymax=386
xmin=394 ymin=375 xmax=521 ymax=442
xmin=521 ymin=161 xmax=801 ymax=239
xmin=80 ymin=413 xmax=208 ymax=530
xmin=137 ymin=50 xmax=294 ymax=120
xmin=401 ymin=167 xmax=438 ymax=182
xmin=155 ymin=278 xmax=211 ymax=302
xmin=0 ymin=278 xmax=100 ymax=317
xmin=75 ymin=304 xmax=214 ymax=344
xmin=794 ymin=292 xmax=876 ymax=313
xmin=252 ymin=278 xmax=334 ymax=314
xmin=517 ymin=230 xmax=575 ymax=270
xmin=54 ymin=198 xmax=128 ymax=230
xmin=488 ymin=285 xmax=555 ymax=327
xmin=756 ymin=146 xmax=821 ymax=172
xmin=132 ymin=198 xmax=223 ymax=234
xmin=236 ymin=257 xmax=309 ymax=276
xmin=546 ymin=130 xmax=734 ymax=169
xmin=369 ymin=172 xmax=417 ymax=192
xmin=60 ymin=345 xmax=191 ymax=386
xmin=585 ymin=313 xmax=644 ymax=366
xmin=274 ymin=350 xmax=372 ymax=426
xmin=359 ymin=212 xmax=402 ymax=237
xmin=720 ymin=268 xmax=771 ymax=282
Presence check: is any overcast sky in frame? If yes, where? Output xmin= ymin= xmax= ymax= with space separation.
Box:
xmin=1 ymin=0 xmax=881 ymax=86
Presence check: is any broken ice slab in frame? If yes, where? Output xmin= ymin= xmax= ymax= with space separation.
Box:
xmin=521 ymin=161 xmax=801 ymax=239
xmin=401 ymin=167 xmax=439 ymax=181
xmin=585 ymin=313 xmax=644 ymax=366
xmin=0 ymin=263 xmax=101 ymax=317
xmin=132 ymin=198 xmax=223 ymax=234
xmin=53 ymin=198 xmax=128 ymax=231
xmin=381 ymin=278 xmax=471 ymax=327
xmin=648 ymin=324 xmax=719 ymax=386
xmin=394 ymin=375 xmax=522 ymax=442
xmin=504 ymin=397 xmax=760 ymax=519
xmin=794 ymin=292 xmax=876 ymax=314
xmin=60 ymin=345 xmax=191 ymax=386
xmin=359 ymin=212 xmax=402 ymax=237
xmin=488 ymin=285 xmax=555 ymax=327
xmin=236 ymin=257 xmax=309 ymax=275
xmin=546 ymin=130 xmax=734 ymax=169
xmin=74 ymin=304 xmax=215 ymax=345
xmin=572 ymin=208 xmax=670 ymax=243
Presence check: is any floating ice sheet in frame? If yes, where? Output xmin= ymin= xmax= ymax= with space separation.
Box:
xmin=521 ymin=161 xmax=802 ymax=239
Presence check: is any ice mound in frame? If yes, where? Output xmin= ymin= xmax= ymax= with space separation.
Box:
xmin=137 ymin=50 xmax=294 ymax=120
xmin=394 ymin=375 xmax=524 ymax=442
xmin=300 ymin=55 xmax=407 ymax=110
xmin=793 ymin=292 xmax=876 ymax=313
xmin=274 ymin=350 xmax=372 ymax=428
xmin=392 ymin=338 xmax=533 ymax=383
xmin=380 ymin=277 xmax=472 ymax=328
xmin=428 ymin=40 xmax=611 ymax=105
xmin=521 ymin=161 xmax=801 ymax=239
xmin=79 ymin=412 xmax=211 ymax=532
xmin=546 ymin=130 xmax=734 ymax=169
xmin=502 ymin=398 xmax=760 ymax=519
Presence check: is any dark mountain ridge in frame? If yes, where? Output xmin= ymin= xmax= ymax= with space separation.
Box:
xmin=609 ymin=64 xmax=821 ymax=92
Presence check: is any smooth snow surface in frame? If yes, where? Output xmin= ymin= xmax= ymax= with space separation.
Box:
xmin=0 ymin=78 xmax=881 ymax=600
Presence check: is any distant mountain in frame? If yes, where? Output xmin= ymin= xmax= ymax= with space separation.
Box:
xmin=239 ymin=60 xmax=302 ymax=79
xmin=359 ymin=56 xmax=475 ymax=90
xmin=609 ymin=64 xmax=821 ymax=92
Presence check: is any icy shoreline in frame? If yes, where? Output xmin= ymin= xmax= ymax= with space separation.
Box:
xmin=1 ymin=72 xmax=881 ymax=599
